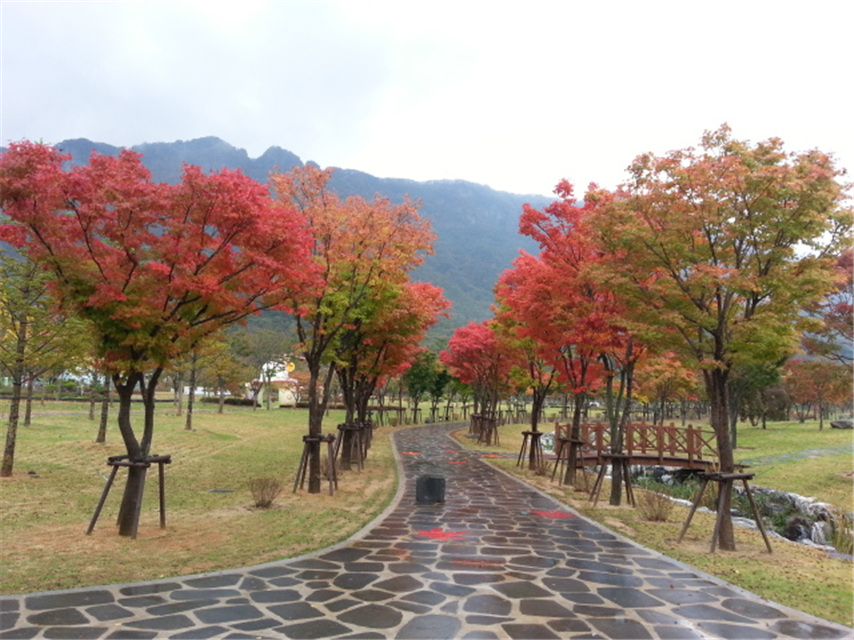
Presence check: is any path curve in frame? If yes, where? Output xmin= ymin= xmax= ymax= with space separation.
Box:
xmin=1 ymin=423 xmax=851 ymax=639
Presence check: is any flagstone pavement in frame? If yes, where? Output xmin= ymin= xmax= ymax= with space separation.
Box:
xmin=1 ymin=422 xmax=851 ymax=640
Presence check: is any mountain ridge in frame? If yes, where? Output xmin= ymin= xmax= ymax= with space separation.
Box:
xmin=15 ymin=136 xmax=552 ymax=338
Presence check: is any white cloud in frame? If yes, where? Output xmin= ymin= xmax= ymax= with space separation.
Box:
xmin=1 ymin=0 xmax=851 ymax=196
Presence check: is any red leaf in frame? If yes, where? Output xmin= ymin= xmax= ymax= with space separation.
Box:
xmin=416 ymin=528 xmax=467 ymax=540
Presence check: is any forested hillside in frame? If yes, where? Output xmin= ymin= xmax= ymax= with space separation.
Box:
xmin=50 ymin=137 xmax=548 ymax=339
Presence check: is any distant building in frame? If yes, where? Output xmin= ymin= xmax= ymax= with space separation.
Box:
xmin=248 ymin=360 xmax=298 ymax=407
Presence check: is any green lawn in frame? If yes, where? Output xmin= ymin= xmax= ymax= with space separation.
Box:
xmin=734 ymin=421 xmax=853 ymax=512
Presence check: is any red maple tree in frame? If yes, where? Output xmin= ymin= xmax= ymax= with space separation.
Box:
xmin=440 ymin=321 xmax=518 ymax=419
xmin=507 ymin=181 xmax=647 ymax=492
xmin=0 ymin=141 xmax=315 ymax=535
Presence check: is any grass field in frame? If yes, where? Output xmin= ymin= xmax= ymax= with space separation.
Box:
xmin=0 ymin=401 xmax=397 ymax=594
xmin=733 ymin=422 xmax=853 ymax=512
xmin=1 ymin=404 xmax=852 ymax=626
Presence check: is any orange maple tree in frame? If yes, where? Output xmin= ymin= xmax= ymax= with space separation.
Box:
xmin=270 ymin=165 xmax=438 ymax=493
xmin=335 ymin=280 xmax=450 ymax=426
xmin=589 ymin=125 xmax=852 ymax=549
xmin=783 ymin=358 xmax=853 ymax=428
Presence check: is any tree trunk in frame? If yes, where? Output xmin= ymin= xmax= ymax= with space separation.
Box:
xmin=113 ymin=376 xmax=143 ymax=536
xmin=1 ymin=375 xmax=22 ymax=478
xmin=1 ymin=318 xmax=28 ymax=477
xmin=139 ymin=370 xmax=161 ymax=456
xmin=217 ymin=376 xmax=226 ymax=414
xmin=305 ymin=362 xmax=333 ymax=494
xmin=609 ymin=360 xmax=635 ymax=507
xmin=563 ymin=392 xmax=585 ymax=485
xmin=184 ymin=358 xmax=197 ymax=431
xmin=173 ymin=372 xmax=184 ymax=416
xmin=115 ymin=463 xmax=147 ymax=537
xmin=23 ymin=375 xmax=35 ymax=427
xmin=705 ymin=367 xmax=736 ymax=551
xmin=528 ymin=389 xmax=547 ymax=470
xmin=112 ymin=369 xmax=162 ymax=537
xmin=264 ymin=374 xmax=273 ymax=411
xmin=728 ymin=384 xmax=741 ymax=450
xmin=96 ymin=374 xmax=110 ymax=444
xmin=89 ymin=388 xmax=96 ymax=420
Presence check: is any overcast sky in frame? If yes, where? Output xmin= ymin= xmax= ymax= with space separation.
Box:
xmin=2 ymin=1 xmax=852 ymax=197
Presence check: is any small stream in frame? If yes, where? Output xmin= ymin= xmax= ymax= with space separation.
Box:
xmin=638 ymin=466 xmax=852 ymax=557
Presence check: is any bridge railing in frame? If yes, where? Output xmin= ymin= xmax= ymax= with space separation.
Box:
xmin=554 ymin=421 xmax=718 ymax=468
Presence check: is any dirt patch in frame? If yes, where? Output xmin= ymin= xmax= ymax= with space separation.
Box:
xmin=604 ymin=517 xmax=637 ymax=536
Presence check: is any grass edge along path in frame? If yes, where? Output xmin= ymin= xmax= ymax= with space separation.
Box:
xmin=450 ymin=425 xmax=854 ymax=628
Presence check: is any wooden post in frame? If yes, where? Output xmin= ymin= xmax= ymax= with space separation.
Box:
xmin=87 ymin=454 xmax=170 ymax=537
xmin=158 ymin=459 xmax=167 ymax=529
xmin=86 ymin=465 xmax=119 ymax=535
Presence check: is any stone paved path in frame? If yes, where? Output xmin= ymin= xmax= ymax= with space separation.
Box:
xmin=1 ymin=423 xmax=851 ymax=639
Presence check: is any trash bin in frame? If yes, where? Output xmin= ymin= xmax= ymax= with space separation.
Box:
xmin=416 ymin=475 xmax=445 ymax=504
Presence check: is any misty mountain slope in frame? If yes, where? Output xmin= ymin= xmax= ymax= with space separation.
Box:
xmin=41 ymin=137 xmax=552 ymax=334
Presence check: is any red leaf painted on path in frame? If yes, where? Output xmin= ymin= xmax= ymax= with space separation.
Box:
xmin=416 ymin=528 xmax=467 ymax=541
xmin=449 ymin=461 xmax=468 ymax=465
xmin=402 ymin=452 xmax=420 ymax=456
xmin=530 ymin=510 xmax=574 ymax=519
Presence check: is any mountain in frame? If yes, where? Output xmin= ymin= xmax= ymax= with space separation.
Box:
xmin=49 ymin=137 xmax=551 ymax=339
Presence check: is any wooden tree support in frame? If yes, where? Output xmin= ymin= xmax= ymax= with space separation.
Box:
xmin=362 ymin=419 xmax=374 ymax=455
xmin=334 ymin=424 xmax=367 ymax=472
xmin=293 ymin=434 xmax=337 ymax=495
xmin=678 ymin=471 xmax=773 ymax=553
xmin=516 ymin=431 xmax=545 ymax=470
xmin=86 ymin=454 xmax=172 ymax=539
xmin=589 ymin=454 xmax=635 ymax=507
xmin=550 ymin=437 xmax=589 ymax=490
xmin=475 ymin=415 xmax=499 ymax=446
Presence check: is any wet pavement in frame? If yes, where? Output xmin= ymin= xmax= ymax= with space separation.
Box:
xmin=1 ymin=423 xmax=851 ymax=639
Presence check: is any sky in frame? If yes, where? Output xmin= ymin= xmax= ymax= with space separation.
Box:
xmin=1 ymin=0 xmax=852 ymax=197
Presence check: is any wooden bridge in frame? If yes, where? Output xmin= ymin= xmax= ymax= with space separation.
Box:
xmin=554 ymin=421 xmax=719 ymax=471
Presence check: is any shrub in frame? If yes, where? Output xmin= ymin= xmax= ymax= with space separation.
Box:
xmin=248 ymin=477 xmax=283 ymax=509
xmin=636 ymin=485 xmax=674 ymax=522
xmin=698 ymin=482 xmax=719 ymax=511
xmin=831 ymin=512 xmax=853 ymax=555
